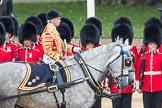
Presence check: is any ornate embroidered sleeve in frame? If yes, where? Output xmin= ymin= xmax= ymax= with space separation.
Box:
xmin=42 ymin=32 xmax=60 ymax=61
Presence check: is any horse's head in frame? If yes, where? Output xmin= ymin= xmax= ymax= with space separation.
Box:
xmin=105 ymin=43 xmax=134 ymax=89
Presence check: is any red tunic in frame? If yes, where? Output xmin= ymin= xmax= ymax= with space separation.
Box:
xmin=109 ymin=45 xmax=139 ymax=93
xmin=0 ymin=48 xmax=9 ymax=63
xmin=136 ymin=49 xmax=162 ymax=92
xmin=0 ymin=41 xmax=18 ymax=61
xmin=13 ymin=47 xmax=41 ymax=63
xmin=32 ymin=43 xmax=44 ymax=59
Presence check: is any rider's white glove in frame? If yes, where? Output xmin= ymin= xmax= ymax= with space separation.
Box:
xmin=73 ymin=47 xmax=81 ymax=53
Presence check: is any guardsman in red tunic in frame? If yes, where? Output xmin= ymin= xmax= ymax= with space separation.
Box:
xmin=0 ymin=16 xmax=17 ymax=61
xmin=0 ymin=22 xmax=9 ymax=63
xmin=13 ymin=22 xmax=40 ymax=63
xmin=136 ymin=24 xmax=162 ymax=108
xmin=25 ymin=16 xmax=44 ymax=59
xmin=41 ymin=9 xmax=80 ymax=63
xmin=103 ymin=17 xmax=138 ymax=108
xmin=139 ymin=17 xmax=162 ymax=55
xmin=83 ymin=17 xmax=102 ymax=108
xmin=80 ymin=23 xmax=101 ymax=108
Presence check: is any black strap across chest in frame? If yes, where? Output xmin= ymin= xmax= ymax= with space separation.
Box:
xmin=74 ymin=53 xmax=102 ymax=93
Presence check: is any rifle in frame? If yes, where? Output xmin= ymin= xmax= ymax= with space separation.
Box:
xmin=15 ymin=48 xmax=20 ymax=62
xmin=139 ymin=46 xmax=146 ymax=90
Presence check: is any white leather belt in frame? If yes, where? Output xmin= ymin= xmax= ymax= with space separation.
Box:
xmin=144 ymin=71 xmax=162 ymax=75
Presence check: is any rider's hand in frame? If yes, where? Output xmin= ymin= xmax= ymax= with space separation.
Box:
xmin=73 ymin=47 xmax=81 ymax=53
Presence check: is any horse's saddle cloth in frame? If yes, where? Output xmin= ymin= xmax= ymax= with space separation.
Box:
xmin=18 ymin=60 xmax=71 ymax=91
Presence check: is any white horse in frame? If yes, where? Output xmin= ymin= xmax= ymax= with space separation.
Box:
xmin=0 ymin=42 xmax=134 ymax=108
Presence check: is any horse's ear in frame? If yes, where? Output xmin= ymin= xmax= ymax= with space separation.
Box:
xmin=115 ymin=36 xmax=123 ymax=44
xmin=124 ymin=39 xmax=129 ymax=45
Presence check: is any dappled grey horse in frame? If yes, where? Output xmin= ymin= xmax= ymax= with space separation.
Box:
xmin=0 ymin=42 xmax=134 ymax=108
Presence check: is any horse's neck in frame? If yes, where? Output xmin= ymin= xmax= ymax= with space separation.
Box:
xmin=80 ymin=45 xmax=110 ymax=80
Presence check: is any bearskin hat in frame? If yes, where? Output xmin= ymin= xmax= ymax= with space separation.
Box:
xmin=144 ymin=17 xmax=162 ymax=29
xmin=0 ymin=16 xmax=15 ymax=35
xmin=11 ymin=17 xmax=19 ymax=36
xmin=80 ymin=23 xmax=100 ymax=47
xmin=25 ymin=16 xmax=43 ymax=35
xmin=37 ymin=13 xmax=47 ymax=29
xmin=111 ymin=23 xmax=134 ymax=45
xmin=18 ymin=22 xmax=37 ymax=44
xmin=57 ymin=22 xmax=71 ymax=43
xmin=85 ymin=17 xmax=102 ymax=36
xmin=61 ymin=17 xmax=74 ymax=39
xmin=0 ymin=22 xmax=6 ymax=46
xmin=143 ymin=24 xmax=162 ymax=47
xmin=47 ymin=9 xmax=60 ymax=21
xmin=114 ymin=17 xmax=132 ymax=28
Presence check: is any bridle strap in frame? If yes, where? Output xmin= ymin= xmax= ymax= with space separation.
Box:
xmin=74 ymin=53 xmax=103 ymax=93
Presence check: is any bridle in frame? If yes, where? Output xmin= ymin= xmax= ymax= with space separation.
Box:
xmin=106 ymin=46 xmax=133 ymax=89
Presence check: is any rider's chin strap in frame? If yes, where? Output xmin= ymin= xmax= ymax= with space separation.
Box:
xmin=74 ymin=53 xmax=103 ymax=93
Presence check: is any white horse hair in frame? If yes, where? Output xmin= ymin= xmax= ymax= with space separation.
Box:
xmin=0 ymin=42 xmax=133 ymax=108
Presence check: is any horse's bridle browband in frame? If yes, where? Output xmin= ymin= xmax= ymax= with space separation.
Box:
xmin=74 ymin=53 xmax=103 ymax=93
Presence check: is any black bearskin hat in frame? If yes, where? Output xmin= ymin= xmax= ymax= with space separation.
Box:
xmin=25 ymin=16 xmax=43 ymax=35
xmin=11 ymin=17 xmax=19 ymax=36
xmin=85 ymin=17 xmax=102 ymax=36
xmin=114 ymin=17 xmax=132 ymax=28
xmin=61 ymin=17 xmax=74 ymax=39
xmin=37 ymin=13 xmax=47 ymax=29
xmin=57 ymin=22 xmax=71 ymax=43
xmin=111 ymin=23 xmax=134 ymax=45
xmin=0 ymin=22 xmax=6 ymax=46
xmin=80 ymin=23 xmax=100 ymax=47
xmin=18 ymin=22 xmax=37 ymax=44
xmin=0 ymin=16 xmax=15 ymax=35
xmin=144 ymin=17 xmax=162 ymax=29
xmin=143 ymin=24 xmax=162 ymax=47
xmin=47 ymin=9 xmax=60 ymax=20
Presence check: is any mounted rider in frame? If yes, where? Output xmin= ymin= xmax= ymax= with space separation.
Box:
xmin=41 ymin=9 xmax=81 ymax=64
